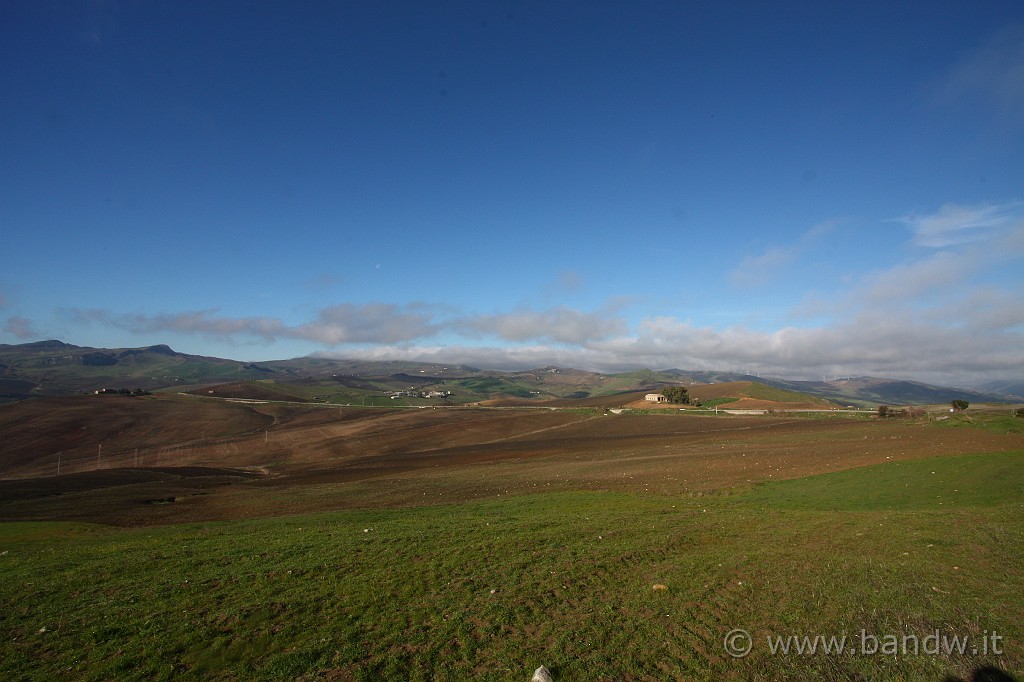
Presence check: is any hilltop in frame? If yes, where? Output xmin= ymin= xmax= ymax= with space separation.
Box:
xmin=680 ymin=380 xmax=838 ymax=410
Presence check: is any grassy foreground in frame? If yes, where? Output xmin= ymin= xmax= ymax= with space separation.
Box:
xmin=1 ymin=452 xmax=1021 ymax=681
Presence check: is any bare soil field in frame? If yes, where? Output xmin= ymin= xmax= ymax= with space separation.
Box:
xmin=2 ymin=394 xmax=1022 ymax=526
xmin=481 ymin=390 xmax=651 ymax=408
xmin=701 ymin=397 xmax=830 ymax=410
xmin=0 ymin=395 xmax=274 ymax=475
xmin=686 ymin=381 xmax=759 ymax=400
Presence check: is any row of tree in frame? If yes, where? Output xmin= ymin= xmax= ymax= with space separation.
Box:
xmin=95 ymin=388 xmax=152 ymax=396
xmin=878 ymin=400 xmax=970 ymax=418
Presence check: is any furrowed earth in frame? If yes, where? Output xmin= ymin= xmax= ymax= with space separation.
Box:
xmin=1 ymin=391 xmax=1022 ymax=680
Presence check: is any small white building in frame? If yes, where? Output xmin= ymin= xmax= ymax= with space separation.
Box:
xmin=422 ymin=390 xmax=451 ymax=398
xmin=645 ymin=394 xmax=667 ymax=403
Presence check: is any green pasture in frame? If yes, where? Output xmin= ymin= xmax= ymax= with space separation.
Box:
xmin=2 ymin=451 xmax=1021 ymax=680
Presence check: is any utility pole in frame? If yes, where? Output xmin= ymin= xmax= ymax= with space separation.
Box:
xmin=57 ymin=452 xmax=61 ymax=476
xmin=97 ymin=443 xmax=102 ymax=469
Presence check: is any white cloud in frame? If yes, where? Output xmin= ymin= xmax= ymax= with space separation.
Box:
xmin=827 ymin=204 xmax=1024 ymax=323
xmin=66 ymin=302 xmax=626 ymax=347
xmin=859 ymin=250 xmax=969 ymax=304
xmin=68 ymin=304 xmax=440 ymax=346
xmin=294 ymin=303 xmax=440 ymax=344
xmin=456 ymin=306 xmax=626 ymax=344
xmin=729 ymin=219 xmax=840 ymax=287
xmin=803 ymin=219 xmax=840 ymax=241
xmin=923 ymin=288 xmax=1024 ymax=333
xmin=824 ymin=202 xmax=1024 ymax=319
xmin=730 ymin=246 xmax=797 ymax=288
xmin=71 ymin=309 xmax=287 ymax=341
xmin=317 ymin=344 xmax=612 ymax=372
xmin=898 ymin=202 xmax=1023 ymax=248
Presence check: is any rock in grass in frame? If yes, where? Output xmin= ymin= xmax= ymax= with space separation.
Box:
xmin=531 ymin=666 xmax=553 ymax=682
xmin=652 ymin=584 xmax=669 ymax=591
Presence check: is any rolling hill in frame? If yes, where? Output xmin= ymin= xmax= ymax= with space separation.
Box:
xmin=0 ymin=340 xmax=1015 ymax=407
xmin=0 ymin=340 xmax=268 ymax=400
xmin=685 ymin=380 xmax=840 ymax=410
xmin=658 ymin=370 xmax=1012 ymax=408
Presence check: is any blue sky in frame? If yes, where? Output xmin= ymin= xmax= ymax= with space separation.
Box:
xmin=2 ymin=2 xmax=1023 ymax=387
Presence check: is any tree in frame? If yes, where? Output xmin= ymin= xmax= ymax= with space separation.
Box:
xmin=951 ymin=400 xmax=969 ymax=411
xmin=662 ymin=386 xmax=690 ymax=404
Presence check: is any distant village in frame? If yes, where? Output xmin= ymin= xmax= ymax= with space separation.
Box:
xmin=390 ymin=388 xmax=452 ymax=400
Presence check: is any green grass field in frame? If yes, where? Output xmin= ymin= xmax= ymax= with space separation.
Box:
xmin=2 ymin=448 xmax=1020 ymax=680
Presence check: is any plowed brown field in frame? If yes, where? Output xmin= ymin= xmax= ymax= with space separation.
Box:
xmin=2 ymin=394 xmax=1021 ymax=526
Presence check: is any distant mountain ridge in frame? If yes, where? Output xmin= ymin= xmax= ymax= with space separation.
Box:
xmin=0 ymin=340 xmax=1015 ymax=406
xmin=0 ymin=340 xmax=258 ymax=401
xmin=975 ymin=380 xmax=1024 ymax=402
